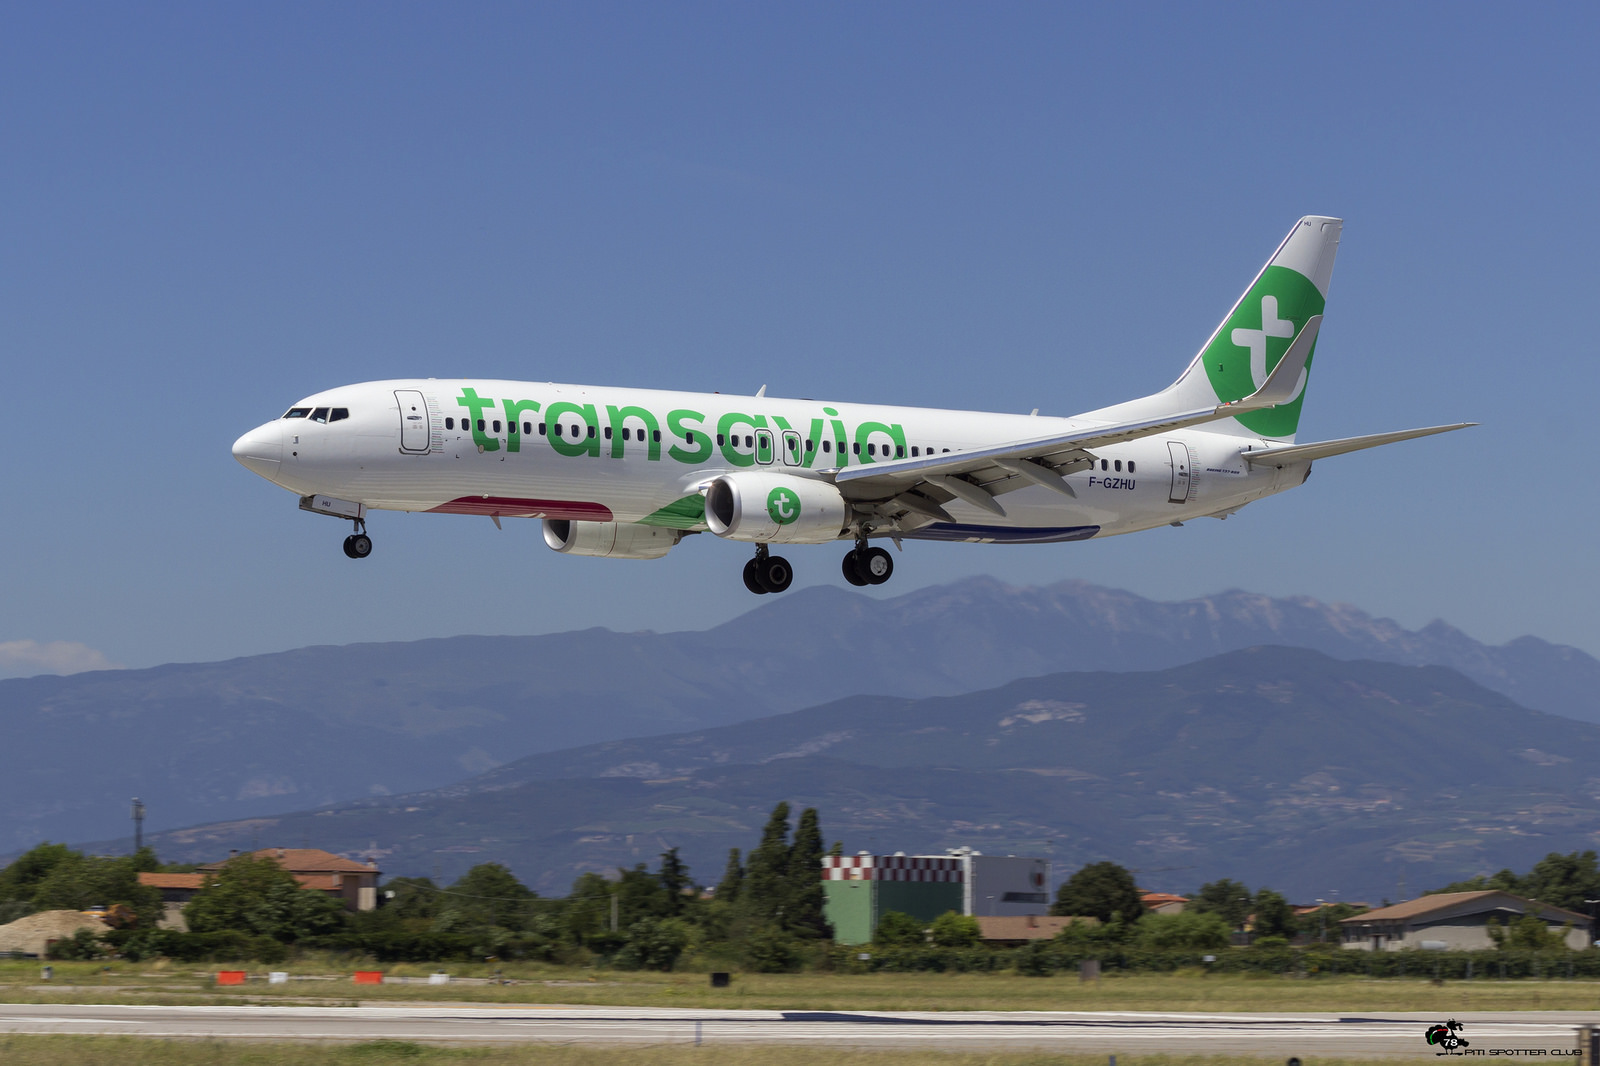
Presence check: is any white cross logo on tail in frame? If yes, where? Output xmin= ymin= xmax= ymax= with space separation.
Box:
xmin=1231 ymin=295 xmax=1295 ymax=388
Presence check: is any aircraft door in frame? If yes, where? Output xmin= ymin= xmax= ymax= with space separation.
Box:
xmin=1167 ymin=441 xmax=1191 ymax=503
xmin=781 ymin=430 xmax=802 ymax=467
xmin=755 ymin=429 xmax=775 ymax=465
xmin=396 ymin=390 xmax=430 ymax=453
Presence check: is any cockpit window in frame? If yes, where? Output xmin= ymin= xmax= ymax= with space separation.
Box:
xmin=284 ymin=408 xmax=311 ymax=419
xmin=311 ymin=407 xmax=330 ymax=423
xmin=329 ymin=408 xmax=349 ymax=422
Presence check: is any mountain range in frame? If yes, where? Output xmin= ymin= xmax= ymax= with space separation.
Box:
xmin=6 ymin=577 xmax=1597 ymax=868
xmin=109 ymin=646 xmax=1600 ymax=902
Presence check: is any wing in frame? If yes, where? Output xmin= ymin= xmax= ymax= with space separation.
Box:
xmin=827 ymin=316 xmax=1321 ymax=523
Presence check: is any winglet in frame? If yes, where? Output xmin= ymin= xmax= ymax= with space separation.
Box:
xmin=1223 ymin=315 xmax=1319 ymax=414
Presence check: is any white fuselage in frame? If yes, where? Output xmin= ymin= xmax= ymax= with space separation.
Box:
xmin=232 ymin=379 xmax=1306 ymax=544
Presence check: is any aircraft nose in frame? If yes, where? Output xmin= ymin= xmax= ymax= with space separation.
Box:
xmin=232 ymin=422 xmax=283 ymax=479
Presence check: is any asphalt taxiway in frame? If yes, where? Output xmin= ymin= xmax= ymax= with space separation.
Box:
xmin=1 ymin=1003 xmax=1596 ymax=1055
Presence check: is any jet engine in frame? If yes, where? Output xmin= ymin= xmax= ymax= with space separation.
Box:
xmin=704 ymin=472 xmax=850 ymax=544
xmin=542 ymin=519 xmax=680 ymax=560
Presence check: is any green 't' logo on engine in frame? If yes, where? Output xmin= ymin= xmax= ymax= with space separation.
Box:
xmin=1203 ymin=265 xmax=1326 ymax=438
xmin=767 ymin=487 xmax=801 ymax=525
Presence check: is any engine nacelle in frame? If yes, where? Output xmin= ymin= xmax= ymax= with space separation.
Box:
xmin=542 ymin=519 xmax=680 ymax=560
xmin=704 ymin=472 xmax=849 ymax=544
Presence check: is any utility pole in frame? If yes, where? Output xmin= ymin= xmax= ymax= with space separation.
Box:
xmin=131 ymin=798 xmax=145 ymax=852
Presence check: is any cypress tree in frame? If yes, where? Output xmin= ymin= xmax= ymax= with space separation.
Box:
xmin=786 ymin=807 xmax=831 ymax=939
xmin=740 ymin=801 xmax=792 ymax=925
xmin=718 ymin=848 xmax=743 ymax=905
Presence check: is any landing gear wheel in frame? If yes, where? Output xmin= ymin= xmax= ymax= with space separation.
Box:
xmin=343 ymin=533 xmax=373 ymax=559
xmin=841 ymin=550 xmax=868 ymax=586
xmin=742 ymin=558 xmax=769 ymax=594
xmin=856 ymin=546 xmax=893 ymax=585
xmin=758 ymin=555 xmax=793 ymax=594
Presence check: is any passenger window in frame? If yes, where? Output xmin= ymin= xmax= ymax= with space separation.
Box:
xmin=538 ymin=423 xmax=546 ymax=435
xmin=744 ymin=435 xmax=753 ymax=448
xmin=853 ymin=443 xmax=861 ymax=455
xmin=896 ymin=446 xmax=904 ymax=458
xmin=717 ymin=434 xmax=725 ymax=446
xmin=523 ymin=422 xmax=531 ymax=435
xmin=1101 ymin=459 xmax=1108 ymax=471
xmin=493 ymin=420 xmax=502 ymax=433
xmin=686 ymin=431 xmax=695 ymax=444
xmin=653 ymin=430 xmax=661 ymax=443
xmin=477 ymin=419 xmax=486 ymax=432
xmin=604 ymin=427 xmax=613 ymax=439
xmin=1129 ymin=461 xmax=1136 ymax=473
xmin=445 ymin=417 xmax=454 ymax=430
xmin=588 ymin=426 xmax=596 ymax=438
xmin=911 ymin=446 xmax=919 ymax=457
xmin=283 ymin=408 xmax=311 ymax=419
xmin=1115 ymin=460 xmax=1122 ymax=472
xmin=822 ymin=440 xmax=831 ymax=453
xmin=806 ymin=439 xmax=814 ymax=452
xmin=867 ymin=443 xmax=876 ymax=456
xmin=943 ymin=448 xmax=950 ymax=453
xmin=622 ymin=428 xmax=631 ymax=441
xmin=311 ymin=407 xmax=329 ymax=423
xmin=552 ymin=424 xmax=562 ymax=436
xmin=330 ymin=408 xmax=349 ymax=422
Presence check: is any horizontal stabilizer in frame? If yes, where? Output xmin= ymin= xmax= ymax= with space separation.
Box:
xmin=1242 ymin=423 xmax=1476 ymax=466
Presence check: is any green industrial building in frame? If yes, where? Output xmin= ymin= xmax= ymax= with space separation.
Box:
xmin=822 ymin=854 xmax=964 ymax=945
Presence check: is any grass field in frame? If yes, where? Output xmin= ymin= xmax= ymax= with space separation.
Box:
xmin=0 ymin=1038 xmax=1453 ymax=1066
xmin=5 ymin=958 xmax=1600 ymax=1012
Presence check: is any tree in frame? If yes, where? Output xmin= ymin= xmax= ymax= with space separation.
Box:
xmin=929 ymin=911 xmax=981 ymax=948
xmin=564 ymin=871 xmax=619 ymax=947
xmin=32 ymin=853 xmax=163 ymax=929
xmin=657 ymin=848 xmax=691 ymax=917
xmin=1298 ymin=902 xmax=1367 ymax=945
xmin=717 ymin=849 xmax=743 ymax=905
xmin=873 ymin=910 xmax=925 ymax=946
xmin=0 ymin=843 xmax=77 ymax=903
xmin=786 ymin=808 xmax=830 ymax=939
xmin=1522 ymin=851 xmax=1600 ymax=912
xmin=1488 ymin=913 xmax=1573 ymax=952
xmin=1050 ymin=861 xmax=1143 ymax=925
xmin=436 ymin=863 xmax=537 ymax=933
xmin=1134 ymin=911 xmax=1232 ymax=951
xmin=185 ymin=855 xmax=347 ymax=942
xmin=382 ymin=876 xmax=443 ymax=921
xmin=613 ymin=917 xmax=692 ymax=971
xmin=740 ymin=801 xmax=792 ymax=926
xmin=1189 ymin=879 xmax=1254 ymax=931
xmin=1251 ymin=888 xmax=1296 ymax=940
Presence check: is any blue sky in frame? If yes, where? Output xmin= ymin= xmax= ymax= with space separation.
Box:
xmin=2 ymin=2 xmax=1596 ymax=677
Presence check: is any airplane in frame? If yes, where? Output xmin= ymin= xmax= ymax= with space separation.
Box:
xmin=232 ymin=216 xmax=1472 ymax=595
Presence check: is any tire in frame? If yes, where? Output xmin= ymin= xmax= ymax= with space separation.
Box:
xmin=342 ymin=536 xmax=358 ymax=559
xmin=348 ymin=534 xmax=373 ymax=559
xmin=742 ymin=558 xmax=769 ymax=594
xmin=841 ymin=551 xmax=868 ymax=586
xmin=857 ymin=546 xmax=893 ymax=585
xmin=759 ymin=555 xmax=793 ymax=594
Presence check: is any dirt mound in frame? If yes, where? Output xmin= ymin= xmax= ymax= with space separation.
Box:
xmin=0 ymin=910 xmax=104 ymax=956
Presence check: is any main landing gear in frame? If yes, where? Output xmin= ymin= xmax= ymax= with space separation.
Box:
xmin=842 ymin=539 xmax=893 ymax=587
xmin=342 ymin=518 xmax=372 ymax=560
xmin=742 ymin=544 xmax=793 ymax=595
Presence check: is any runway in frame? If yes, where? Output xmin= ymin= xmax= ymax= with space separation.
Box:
xmin=1 ymin=1003 xmax=1595 ymax=1055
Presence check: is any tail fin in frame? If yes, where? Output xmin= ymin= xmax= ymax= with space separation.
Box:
xmin=1140 ymin=216 xmax=1341 ymax=441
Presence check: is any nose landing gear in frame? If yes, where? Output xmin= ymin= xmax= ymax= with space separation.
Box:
xmin=342 ymin=519 xmax=373 ymax=559
xmin=742 ymin=544 xmax=793 ymax=594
